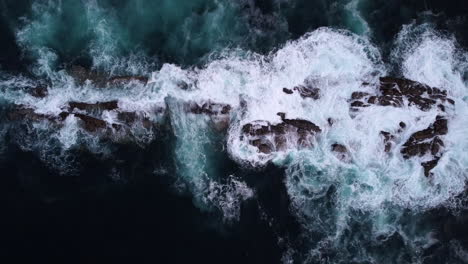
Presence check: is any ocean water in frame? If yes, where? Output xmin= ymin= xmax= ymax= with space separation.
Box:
xmin=1 ymin=0 xmax=468 ymax=262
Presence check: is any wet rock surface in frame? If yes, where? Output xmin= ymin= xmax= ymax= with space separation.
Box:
xmin=68 ymin=101 xmax=119 ymax=112
xmin=187 ymin=101 xmax=232 ymax=116
xmin=400 ymin=116 xmax=448 ymax=177
xmin=7 ymin=99 xmax=232 ymax=136
xmin=331 ymin=143 xmax=351 ymax=162
xmin=293 ymin=85 xmax=320 ymax=99
xmin=28 ymin=84 xmax=49 ymax=98
xmin=350 ymin=77 xmax=454 ymax=112
xmin=7 ymin=106 xmax=53 ymax=122
xmin=7 ymin=102 xmax=149 ymax=135
xmin=348 ymin=77 xmax=453 ymax=177
xmin=282 ymin=80 xmax=320 ymax=99
xmin=241 ymin=113 xmax=321 ymax=154
xmin=73 ymin=113 xmax=109 ymax=132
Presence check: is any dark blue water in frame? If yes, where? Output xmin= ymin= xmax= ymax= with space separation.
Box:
xmin=1 ymin=0 xmax=468 ymax=262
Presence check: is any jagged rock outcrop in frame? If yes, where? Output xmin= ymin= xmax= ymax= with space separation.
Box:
xmin=348 ymin=77 xmax=453 ymax=177
xmin=6 ymin=75 xmax=454 ymax=177
xmin=7 ymin=98 xmax=232 ymax=136
xmin=400 ymin=116 xmax=448 ymax=177
xmin=240 ymin=113 xmax=321 ymax=154
xmin=350 ymin=77 xmax=454 ymax=112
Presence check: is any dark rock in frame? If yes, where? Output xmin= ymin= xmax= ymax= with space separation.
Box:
xmin=400 ymin=117 xmax=448 ymax=176
xmin=422 ymin=158 xmax=441 ymax=177
xmin=433 ymin=117 xmax=448 ymax=135
xmin=221 ymin=105 xmax=231 ymax=115
xmin=68 ymin=101 xmax=119 ymax=112
xmin=7 ymin=107 xmax=47 ymax=122
xmin=251 ymin=139 xmax=273 ymax=154
xmin=399 ymin=122 xmax=406 ymax=129
xmin=350 ymin=77 xmax=453 ymax=113
xmin=331 ymin=143 xmax=351 ymax=162
xmin=58 ymin=112 xmax=70 ymax=121
xmin=242 ymin=122 xmax=271 ymax=137
xmin=331 ymin=143 xmax=347 ymax=153
xmin=68 ymin=65 xmax=108 ymax=86
xmin=241 ymin=118 xmax=321 ymax=153
xmin=8 ymin=106 xmax=69 ymax=126
xmin=74 ymin=113 xmax=108 ymax=132
xmin=282 ymin=88 xmax=294 ymax=94
xmin=293 ymin=85 xmax=320 ymax=99
xmin=188 ymin=101 xmax=231 ymax=116
xmin=380 ymin=131 xmax=395 ymax=152
xmin=351 ymin=101 xmax=369 ymax=107
xmin=176 ymin=81 xmax=190 ymax=90
xmin=29 ymin=84 xmax=48 ymax=98
xmin=282 ymin=118 xmax=321 ymax=133
xmin=277 ymin=112 xmax=286 ymax=119
xmin=367 ymin=96 xmax=378 ymax=104
xmin=117 ymin=112 xmax=137 ymax=124
xmin=351 ymin=92 xmax=370 ymax=100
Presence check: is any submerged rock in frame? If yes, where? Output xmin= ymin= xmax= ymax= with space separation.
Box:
xmin=67 ymin=65 xmax=148 ymax=87
xmin=73 ymin=113 xmax=109 ymax=132
xmin=28 ymin=84 xmax=49 ymax=98
xmin=7 ymin=106 xmax=52 ymax=122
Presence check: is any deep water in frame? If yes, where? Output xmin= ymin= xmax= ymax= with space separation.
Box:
xmin=1 ymin=0 xmax=468 ymax=263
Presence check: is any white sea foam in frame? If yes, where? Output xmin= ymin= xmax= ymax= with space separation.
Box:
xmin=207 ymin=176 xmax=254 ymax=221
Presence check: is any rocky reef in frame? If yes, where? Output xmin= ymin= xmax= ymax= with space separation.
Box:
xmin=5 ymin=72 xmax=455 ymax=177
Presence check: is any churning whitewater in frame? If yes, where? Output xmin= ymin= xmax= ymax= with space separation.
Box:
xmin=1 ymin=0 xmax=468 ymax=263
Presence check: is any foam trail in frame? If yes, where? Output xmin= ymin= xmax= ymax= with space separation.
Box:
xmin=344 ymin=0 xmax=371 ymax=36
xmin=167 ymin=96 xmax=253 ymax=219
